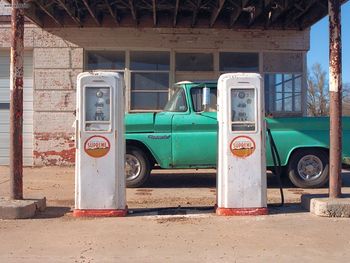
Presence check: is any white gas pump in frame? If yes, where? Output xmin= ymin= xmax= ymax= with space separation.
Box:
xmin=73 ymin=72 xmax=127 ymax=217
xmin=216 ymin=73 xmax=267 ymax=216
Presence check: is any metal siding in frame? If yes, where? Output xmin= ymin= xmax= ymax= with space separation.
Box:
xmin=0 ymin=50 xmax=33 ymax=165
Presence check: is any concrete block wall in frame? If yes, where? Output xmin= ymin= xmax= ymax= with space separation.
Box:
xmin=1 ymin=21 xmax=310 ymax=166
xmin=32 ymin=31 xmax=83 ymax=165
xmin=0 ymin=23 xmax=83 ymax=166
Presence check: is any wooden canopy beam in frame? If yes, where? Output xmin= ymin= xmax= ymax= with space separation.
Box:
xmin=20 ymin=3 xmax=43 ymax=27
xmin=128 ymin=0 xmax=138 ymax=23
xmin=230 ymin=0 xmax=249 ymax=28
xmin=82 ymin=0 xmax=100 ymax=26
xmin=191 ymin=0 xmax=202 ymax=27
xmin=152 ymin=0 xmax=157 ymax=26
xmin=56 ymin=0 xmax=81 ymax=26
xmin=265 ymin=0 xmax=290 ymax=28
xmin=173 ymin=0 xmax=180 ymax=27
xmin=247 ymin=0 xmax=273 ymax=27
xmin=104 ymin=0 xmax=119 ymax=25
xmin=210 ymin=0 xmax=226 ymax=27
xmin=284 ymin=0 xmax=317 ymax=27
xmin=35 ymin=1 xmax=62 ymax=26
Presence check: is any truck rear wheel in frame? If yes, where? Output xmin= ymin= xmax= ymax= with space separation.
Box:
xmin=125 ymin=146 xmax=150 ymax=188
xmin=287 ymin=149 xmax=329 ymax=188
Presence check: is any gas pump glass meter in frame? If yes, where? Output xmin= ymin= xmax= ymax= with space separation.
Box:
xmin=85 ymin=86 xmax=111 ymax=131
xmin=231 ymin=88 xmax=255 ymax=131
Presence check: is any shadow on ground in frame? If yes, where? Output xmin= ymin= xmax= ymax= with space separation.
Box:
xmin=144 ymin=172 xmax=291 ymax=189
xmin=34 ymin=206 xmax=71 ymax=219
xmin=143 ymin=170 xmax=350 ymax=189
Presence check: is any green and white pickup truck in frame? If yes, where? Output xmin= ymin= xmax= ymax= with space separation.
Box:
xmin=125 ymin=81 xmax=350 ymax=188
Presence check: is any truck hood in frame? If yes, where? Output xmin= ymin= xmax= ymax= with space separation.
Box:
xmin=125 ymin=113 xmax=155 ymax=133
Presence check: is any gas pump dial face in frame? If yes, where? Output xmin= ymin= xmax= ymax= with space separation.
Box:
xmin=231 ymin=88 xmax=256 ymax=131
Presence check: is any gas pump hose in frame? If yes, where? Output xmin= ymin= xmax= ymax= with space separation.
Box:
xmin=267 ymin=128 xmax=285 ymax=207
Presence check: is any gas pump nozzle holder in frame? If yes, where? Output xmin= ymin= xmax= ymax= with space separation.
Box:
xmin=216 ymin=73 xmax=267 ymax=216
xmin=73 ymin=72 xmax=127 ymax=217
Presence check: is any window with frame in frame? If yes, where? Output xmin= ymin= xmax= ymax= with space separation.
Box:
xmin=265 ymin=74 xmax=302 ymax=115
xmin=85 ymin=51 xmax=125 ymax=70
xmin=190 ymin=87 xmax=217 ymax=112
xmin=219 ymin=52 xmax=259 ymax=72
xmin=130 ymin=51 xmax=170 ymax=110
xmin=175 ymin=53 xmax=213 ymax=71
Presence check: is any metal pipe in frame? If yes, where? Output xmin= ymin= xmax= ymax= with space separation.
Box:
xmin=9 ymin=0 xmax=25 ymax=200
xmin=329 ymin=0 xmax=342 ymax=198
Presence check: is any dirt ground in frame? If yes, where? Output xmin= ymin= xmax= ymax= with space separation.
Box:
xmin=1 ymin=166 xmax=350 ymax=263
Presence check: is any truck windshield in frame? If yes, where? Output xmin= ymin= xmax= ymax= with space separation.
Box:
xmin=163 ymin=87 xmax=188 ymax=112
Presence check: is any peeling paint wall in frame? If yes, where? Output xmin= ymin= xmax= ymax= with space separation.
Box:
xmin=0 ymin=21 xmax=310 ymax=166
xmin=0 ymin=23 xmax=83 ymax=166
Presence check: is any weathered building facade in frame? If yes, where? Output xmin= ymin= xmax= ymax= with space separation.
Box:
xmin=0 ymin=0 xmax=327 ymax=166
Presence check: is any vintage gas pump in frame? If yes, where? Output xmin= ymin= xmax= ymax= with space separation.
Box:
xmin=73 ymin=72 xmax=127 ymax=217
xmin=216 ymin=73 xmax=267 ymax=216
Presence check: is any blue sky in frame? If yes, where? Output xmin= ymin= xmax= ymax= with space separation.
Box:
xmin=308 ymin=2 xmax=350 ymax=84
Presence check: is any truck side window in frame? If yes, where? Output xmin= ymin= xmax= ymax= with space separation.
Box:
xmin=191 ymin=87 xmax=217 ymax=112
xmin=163 ymin=87 xmax=188 ymax=112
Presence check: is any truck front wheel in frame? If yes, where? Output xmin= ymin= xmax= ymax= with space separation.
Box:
xmin=125 ymin=146 xmax=151 ymax=188
xmin=287 ymin=149 xmax=329 ymax=188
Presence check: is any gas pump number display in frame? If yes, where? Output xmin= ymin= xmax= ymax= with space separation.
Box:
xmin=85 ymin=86 xmax=111 ymax=132
xmin=231 ymin=88 xmax=256 ymax=131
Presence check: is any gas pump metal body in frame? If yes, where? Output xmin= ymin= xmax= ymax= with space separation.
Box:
xmin=74 ymin=72 xmax=127 ymax=217
xmin=216 ymin=73 xmax=267 ymax=216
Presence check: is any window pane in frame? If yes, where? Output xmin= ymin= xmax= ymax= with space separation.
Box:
xmin=131 ymin=92 xmax=168 ymax=110
xmin=284 ymin=93 xmax=293 ymax=111
xmin=86 ymin=51 xmax=125 ymax=70
xmin=275 ymin=74 xmax=282 ymax=85
xmin=130 ymin=51 xmax=170 ymax=70
xmin=219 ymin=52 xmax=259 ymax=72
xmin=176 ymin=53 xmax=213 ymax=71
xmin=294 ymin=75 xmax=302 ymax=92
xmin=0 ymin=103 xmax=10 ymax=109
xmin=284 ymin=76 xmax=293 ymax=93
xmin=131 ymin=72 xmax=169 ymax=91
xmin=275 ymin=93 xmax=283 ymax=111
xmin=164 ymin=88 xmax=187 ymax=112
xmin=190 ymin=87 xmax=217 ymax=112
xmin=275 ymin=84 xmax=282 ymax=93
xmin=294 ymin=93 xmax=301 ymax=111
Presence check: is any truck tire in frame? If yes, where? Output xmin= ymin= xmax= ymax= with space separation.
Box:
xmin=125 ymin=146 xmax=151 ymax=188
xmin=287 ymin=149 xmax=329 ymax=188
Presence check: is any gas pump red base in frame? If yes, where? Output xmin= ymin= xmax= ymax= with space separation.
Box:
xmin=216 ymin=207 xmax=268 ymax=216
xmin=73 ymin=208 xmax=128 ymax=217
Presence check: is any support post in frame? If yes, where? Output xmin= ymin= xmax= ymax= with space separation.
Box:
xmin=328 ymin=0 xmax=342 ymax=198
xmin=9 ymin=0 xmax=24 ymax=200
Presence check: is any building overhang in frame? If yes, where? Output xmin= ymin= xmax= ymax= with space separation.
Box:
xmin=4 ymin=0 xmax=349 ymax=30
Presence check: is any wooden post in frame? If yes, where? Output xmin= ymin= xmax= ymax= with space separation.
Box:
xmin=328 ymin=0 xmax=342 ymax=198
xmin=9 ymin=0 xmax=25 ymax=200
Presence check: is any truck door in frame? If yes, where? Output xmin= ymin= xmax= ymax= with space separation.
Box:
xmin=172 ymin=87 xmax=217 ymax=167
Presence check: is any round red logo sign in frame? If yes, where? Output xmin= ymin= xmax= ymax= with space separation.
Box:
xmin=84 ymin=135 xmax=110 ymax=158
xmin=230 ymin=136 xmax=256 ymax=158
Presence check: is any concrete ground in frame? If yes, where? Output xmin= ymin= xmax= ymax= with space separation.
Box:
xmin=0 ymin=166 xmax=350 ymax=262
